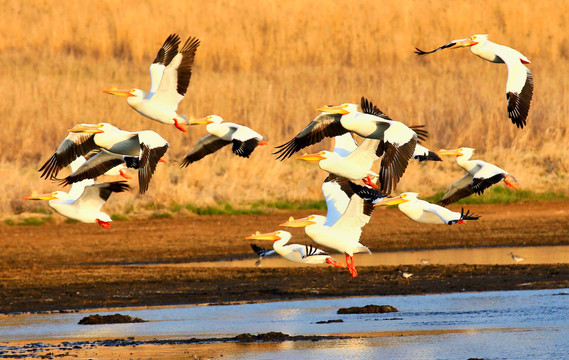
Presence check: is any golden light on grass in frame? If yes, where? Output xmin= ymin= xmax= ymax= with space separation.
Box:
xmin=1 ymin=0 xmax=568 ymax=218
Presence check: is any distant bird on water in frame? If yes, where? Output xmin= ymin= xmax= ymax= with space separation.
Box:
xmin=509 ymin=251 xmax=525 ymax=262
xmin=415 ymin=34 xmax=533 ymax=129
xmin=103 ymin=34 xmax=200 ymax=132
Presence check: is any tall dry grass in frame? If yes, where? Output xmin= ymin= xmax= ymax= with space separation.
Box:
xmin=1 ymin=0 xmax=568 ymax=218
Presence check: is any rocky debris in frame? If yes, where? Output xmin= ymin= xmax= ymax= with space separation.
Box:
xmin=315 ymin=319 xmax=344 ymax=324
xmin=337 ymin=304 xmax=398 ymax=314
xmin=78 ymin=314 xmax=147 ymax=325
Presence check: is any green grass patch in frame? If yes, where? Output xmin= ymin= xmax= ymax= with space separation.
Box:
xmin=19 ymin=216 xmax=51 ymax=226
xmin=253 ymin=200 xmax=327 ymax=211
xmin=64 ymin=218 xmax=79 ymax=224
xmin=424 ymin=186 xmax=568 ymax=205
xmin=3 ymin=219 xmax=16 ymax=226
xmin=184 ymin=202 xmax=264 ymax=215
xmin=151 ymin=212 xmax=172 ymax=219
xmin=29 ymin=207 xmax=52 ymax=215
xmin=111 ymin=214 xmax=128 ymax=221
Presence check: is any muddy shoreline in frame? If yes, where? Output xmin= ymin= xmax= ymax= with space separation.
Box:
xmin=1 ymin=201 xmax=569 ymax=314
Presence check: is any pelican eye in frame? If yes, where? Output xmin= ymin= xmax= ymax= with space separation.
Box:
xmin=401 ymin=194 xmax=407 ymax=199
xmin=472 ymin=36 xmax=477 ymax=40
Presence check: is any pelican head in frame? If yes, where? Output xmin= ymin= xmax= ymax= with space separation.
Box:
xmin=448 ymin=34 xmax=487 ymax=49
xmin=439 ymin=147 xmax=475 ymax=159
xmin=316 ymin=103 xmax=358 ymax=116
xmin=190 ymin=115 xmax=223 ymax=126
xmin=373 ymin=192 xmax=417 ymax=206
xmin=246 ymin=230 xmax=291 ymax=242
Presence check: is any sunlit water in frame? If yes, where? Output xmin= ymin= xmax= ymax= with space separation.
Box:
xmin=1 ymin=288 xmax=568 ymax=359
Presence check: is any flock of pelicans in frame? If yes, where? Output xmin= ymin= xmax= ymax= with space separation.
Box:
xmin=25 ymin=33 xmax=533 ymax=277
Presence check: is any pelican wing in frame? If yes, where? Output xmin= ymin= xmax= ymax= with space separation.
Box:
xmin=138 ymin=142 xmax=169 ymax=194
xmin=360 ymin=97 xmax=392 ymax=120
xmin=39 ymin=132 xmax=98 ymax=180
xmin=492 ymin=46 xmax=533 ymax=129
xmin=74 ymin=181 xmax=130 ymax=212
xmin=273 ymin=113 xmax=347 ymax=161
xmin=149 ymin=36 xmax=200 ymax=111
xmin=332 ymin=133 xmax=358 ymax=157
xmin=331 ymin=190 xmax=374 ymax=237
xmin=180 ymin=135 xmax=231 ymax=167
xmin=301 ymin=244 xmax=329 ymax=258
xmin=148 ymin=34 xmax=181 ymax=98
xmin=413 ymin=144 xmax=441 ymax=162
xmin=377 ymin=135 xmax=417 ymax=194
xmin=322 ymin=174 xmax=354 ymax=226
xmin=60 ymin=149 xmax=125 ymax=186
xmin=345 ymin=138 xmax=381 ymax=170
xmin=438 ymin=173 xmax=475 ymax=206
xmin=414 ymin=38 xmax=468 ymax=55
xmin=231 ymin=125 xmax=263 ymax=158
xmin=250 ymin=243 xmax=276 ymax=257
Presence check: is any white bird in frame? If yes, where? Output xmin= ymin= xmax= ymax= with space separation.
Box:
xmin=246 ymin=230 xmax=345 ymax=268
xmin=180 ymin=115 xmax=267 ymax=166
xmin=509 ymin=251 xmax=525 ymax=262
xmin=280 ymin=182 xmax=377 ymax=278
xmin=39 ymin=123 xmax=169 ymax=194
xmin=413 ymin=144 xmax=442 ymax=162
xmin=103 ymin=34 xmax=200 ymax=132
xmin=400 ymin=270 xmax=413 ymax=285
xmin=438 ymin=147 xmax=517 ymax=206
xmin=24 ymin=181 xmax=130 ymax=228
xmin=372 ymin=192 xmax=480 ymax=225
xmin=418 ymin=258 xmax=431 ymax=265
xmin=275 ymin=97 xmax=426 ymax=194
xmin=416 ymin=34 xmax=533 ymax=128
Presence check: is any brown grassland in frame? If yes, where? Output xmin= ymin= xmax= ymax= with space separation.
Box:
xmin=1 ymin=0 xmax=568 ymax=220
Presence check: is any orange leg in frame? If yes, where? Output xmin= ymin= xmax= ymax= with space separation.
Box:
xmin=259 ymin=140 xmax=268 ymax=146
xmin=504 ymin=178 xmax=518 ymax=190
xmin=345 ymin=254 xmax=358 ymax=278
xmin=119 ymin=169 xmax=132 ymax=180
xmin=174 ymin=119 xmax=187 ymax=132
xmin=362 ymin=175 xmax=378 ymax=189
xmin=96 ymin=219 xmax=111 ymax=229
xmin=326 ymin=257 xmax=346 ymax=268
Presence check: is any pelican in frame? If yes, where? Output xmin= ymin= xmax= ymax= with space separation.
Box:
xmin=373 ymin=192 xmax=480 ymax=225
xmin=280 ymin=182 xmax=378 ymax=278
xmin=84 ymin=150 xmax=132 ymax=180
xmin=102 ymin=34 xmax=200 ymax=132
xmin=297 ymin=138 xmax=383 ymax=188
xmin=438 ymin=147 xmax=517 ymax=206
xmin=24 ymin=181 xmax=129 ymax=228
xmin=39 ymin=123 xmax=169 ymax=194
xmin=275 ymin=97 xmax=424 ymax=194
xmin=180 ymin=115 xmax=267 ymax=166
xmin=416 ymin=34 xmax=533 ymax=128
xmin=246 ymin=231 xmax=345 ymax=268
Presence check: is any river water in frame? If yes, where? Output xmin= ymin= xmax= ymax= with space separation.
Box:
xmin=1 ymin=288 xmax=567 ymax=359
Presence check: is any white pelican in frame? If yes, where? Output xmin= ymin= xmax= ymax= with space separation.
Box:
xmin=279 ymin=182 xmax=376 ymax=278
xmin=438 ymin=147 xmax=517 ymax=206
xmin=39 ymin=123 xmax=169 ymax=194
xmin=400 ymin=270 xmax=413 ymax=285
xmin=275 ymin=97 xmax=424 ymax=194
xmin=83 ymin=150 xmax=132 ymax=180
xmin=24 ymin=181 xmax=129 ymax=228
xmin=246 ymin=231 xmax=345 ymax=268
xmin=103 ymin=34 xmax=200 ymax=132
xmin=509 ymin=251 xmax=525 ymax=262
xmin=373 ymin=192 xmax=480 ymax=225
xmin=416 ymin=34 xmax=533 ymax=128
xmin=180 ymin=115 xmax=267 ymax=166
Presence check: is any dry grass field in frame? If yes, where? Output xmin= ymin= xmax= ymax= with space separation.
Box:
xmin=1 ymin=0 xmax=568 ymax=220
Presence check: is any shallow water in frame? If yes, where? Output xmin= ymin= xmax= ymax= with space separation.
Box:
xmin=1 ymin=288 xmax=568 ymax=359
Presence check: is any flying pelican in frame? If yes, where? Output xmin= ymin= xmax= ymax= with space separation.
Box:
xmin=39 ymin=123 xmax=169 ymax=194
xmin=83 ymin=150 xmax=132 ymax=180
xmin=280 ymin=182 xmax=379 ymax=278
xmin=246 ymin=231 xmax=345 ymax=268
xmin=413 ymin=144 xmax=442 ymax=162
xmin=24 ymin=181 xmax=130 ymax=228
xmin=179 ymin=115 xmax=267 ymax=166
xmin=102 ymin=34 xmax=200 ymax=132
xmin=373 ymin=192 xmax=480 ymax=225
xmin=415 ymin=34 xmax=533 ymax=129
xmin=275 ymin=97 xmax=425 ymax=194
xmin=438 ymin=147 xmax=517 ymax=206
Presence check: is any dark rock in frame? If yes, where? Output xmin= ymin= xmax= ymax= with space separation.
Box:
xmin=78 ymin=313 xmax=147 ymax=325
xmin=315 ymin=319 xmax=344 ymax=324
xmin=234 ymin=332 xmax=290 ymax=342
xmin=337 ymin=304 xmax=398 ymax=314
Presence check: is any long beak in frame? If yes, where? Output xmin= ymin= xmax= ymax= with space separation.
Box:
xmin=24 ymin=192 xmax=56 ymax=201
xmin=315 ymin=105 xmax=349 ymax=115
xmin=448 ymin=38 xmax=478 ymax=49
xmin=373 ymin=196 xmax=407 ymax=206
xmin=246 ymin=231 xmax=280 ymax=241
xmin=296 ymin=153 xmax=325 ymax=161
xmin=439 ymin=149 xmax=462 ymax=156
xmin=102 ymin=87 xmax=135 ymax=97
xmin=279 ymin=216 xmax=316 ymax=227
xmin=67 ymin=124 xmax=103 ymax=133
xmin=189 ymin=116 xmax=213 ymax=125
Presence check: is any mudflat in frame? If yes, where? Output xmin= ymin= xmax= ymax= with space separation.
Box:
xmin=1 ymin=201 xmax=568 ymax=314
